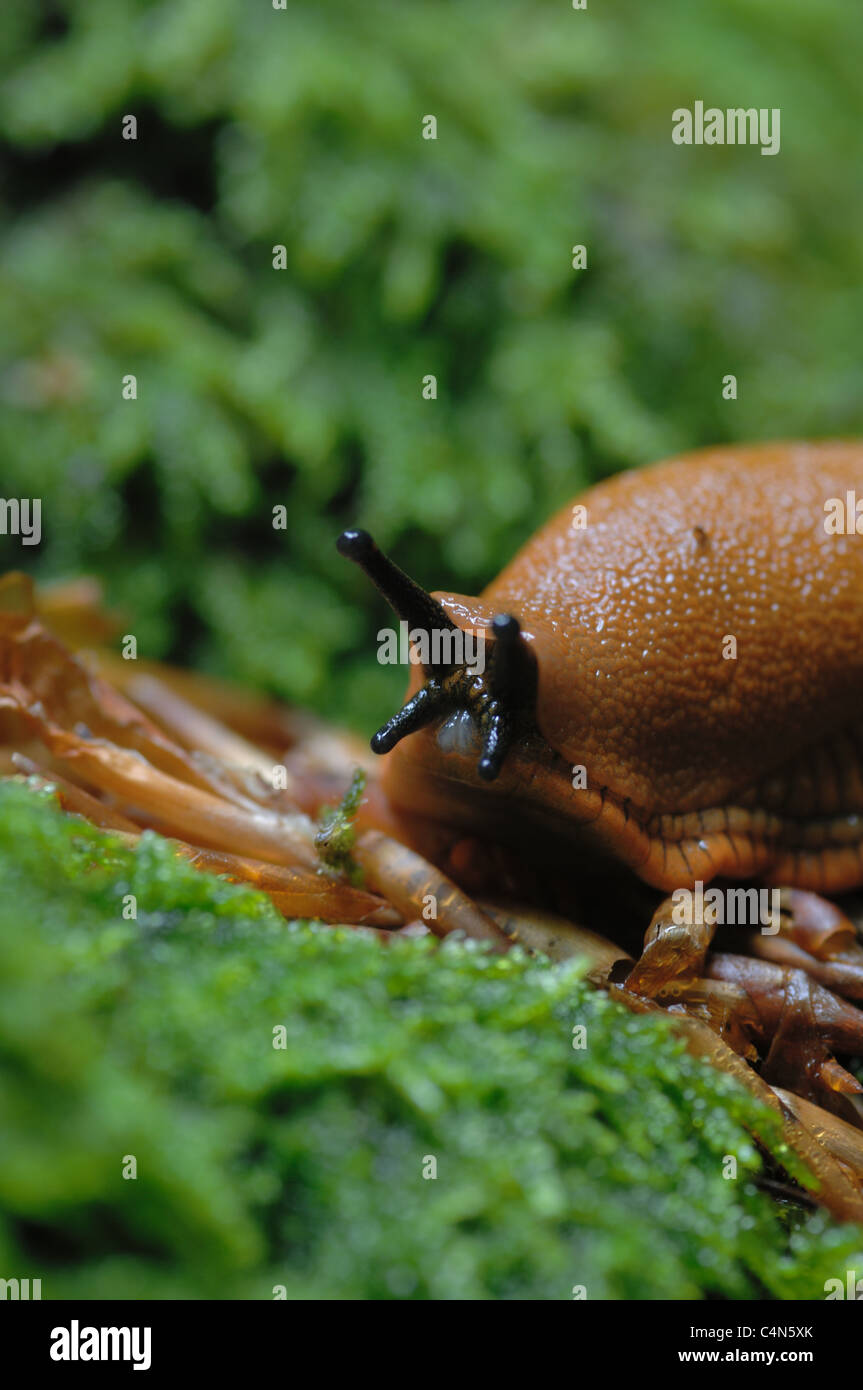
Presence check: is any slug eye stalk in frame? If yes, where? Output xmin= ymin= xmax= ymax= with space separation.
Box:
xmin=336 ymin=529 xmax=536 ymax=781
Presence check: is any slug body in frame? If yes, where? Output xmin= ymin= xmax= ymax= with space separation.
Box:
xmin=346 ymin=442 xmax=863 ymax=894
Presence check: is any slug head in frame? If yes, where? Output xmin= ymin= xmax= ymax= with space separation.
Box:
xmin=336 ymin=527 xmax=626 ymax=879
xmin=336 ymin=529 xmax=538 ymax=782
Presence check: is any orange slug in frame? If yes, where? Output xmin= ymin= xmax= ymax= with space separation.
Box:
xmin=338 ymin=441 xmax=863 ymax=895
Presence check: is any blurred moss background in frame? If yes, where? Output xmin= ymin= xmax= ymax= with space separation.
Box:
xmin=1 ymin=0 xmax=861 ymax=731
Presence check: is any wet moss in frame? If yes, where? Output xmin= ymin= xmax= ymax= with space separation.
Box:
xmin=0 ymin=782 xmax=859 ymax=1299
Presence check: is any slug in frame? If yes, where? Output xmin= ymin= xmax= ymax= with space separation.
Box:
xmin=338 ymin=441 xmax=863 ymax=895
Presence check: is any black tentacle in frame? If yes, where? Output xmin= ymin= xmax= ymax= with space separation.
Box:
xmin=337 ymin=529 xmax=459 ymax=640
xmin=370 ymin=681 xmax=449 ymax=754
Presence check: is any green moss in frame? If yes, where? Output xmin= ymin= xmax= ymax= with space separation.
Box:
xmin=0 ymin=781 xmax=859 ymax=1300
xmin=315 ymin=768 xmax=366 ymax=884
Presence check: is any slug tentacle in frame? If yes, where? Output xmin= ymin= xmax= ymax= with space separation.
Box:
xmin=337 ymin=529 xmax=536 ymax=780
xmin=477 ymin=614 xmax=536 ymax=780
xmin=336 ymin=529 xmax=459 ymax=640
xmin=370 ymin=681 xmax=448 ymax=754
